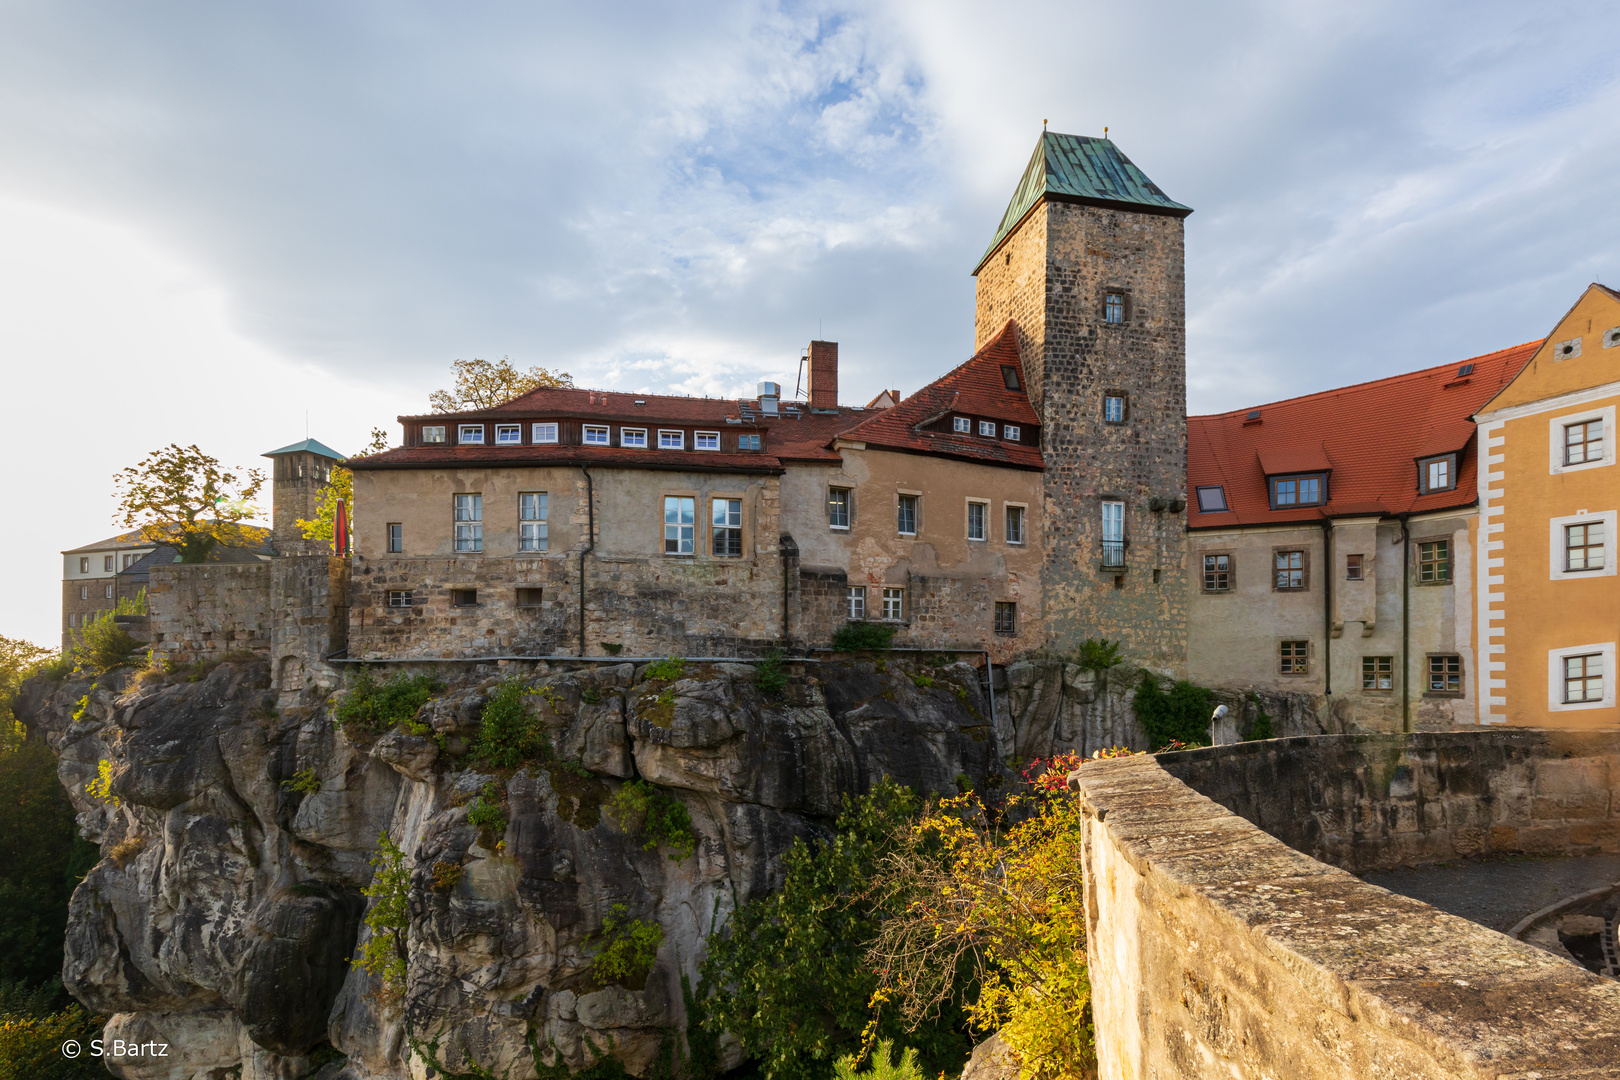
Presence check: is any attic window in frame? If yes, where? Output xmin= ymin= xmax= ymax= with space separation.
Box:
xmin=1195 ymin=485 xmax=1228 ymax=512
xmin=953 ymin=417 xmax=971 ymax=433
xmin=1270 ymin=474 xmax=1325 ymax=509
xmin=1244 ymin=410 xmax=1261 ymax=424
xmin=1419 ymin=454 xmax=1457 ymax=494
xmin=1555 ymin=337 xmax=1582 ymax=360
xmin=1001 ymin=365 xmax=1021 ymax=391
xmin=1457 ymin=364 xmax=1475 ymax=377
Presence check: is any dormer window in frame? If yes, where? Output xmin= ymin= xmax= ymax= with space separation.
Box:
xmin=1419 ymin=454 xmax=1457 ymax=494
xmin=495 ymin=424 xmax=522 ymax=445
xmin=695 ymin=431 xmax=720 ymax=451
xmin=953 ymin=417 xmax=971 ymax=433
xmin=1270 ymin=474 xmax=1325 ymax=509
xmin=978 ymin=420 xmax=995 ymax=437
xmin=533 ymin=422 xmax=558 ymax=444
xmin=1004 ymin=425 xmax=1021 ymax=441
xmin=738 ymin=433 xmax=761 ymax=451
xmin=620 ymin=427 xmax=647 ymax=448
xmin=659 ymin=430 xmax=684 ymax=450
xmin=422 ymin=425 xmax=446 ymax=444
xmin=458 ymin=424 xmax=484 ymax=445
xmin=583 ymin=425 xmax=610 ymax=445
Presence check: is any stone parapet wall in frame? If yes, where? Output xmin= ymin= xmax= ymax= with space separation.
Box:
xmin=1071 ymin=751 xmax=1620 ymax=1080
xmin=148 ymin=563 xmax=272 ymax=662
xmin=1160 ymin=730 xmax=1620 ymax=873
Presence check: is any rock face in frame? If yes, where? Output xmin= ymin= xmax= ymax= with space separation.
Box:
xmin=18 ymin=656 xmax=1022 ymax=1080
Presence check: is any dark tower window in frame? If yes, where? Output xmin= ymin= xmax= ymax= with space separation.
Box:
xmin=1104 ymin=294 xmax=1125 ymax=324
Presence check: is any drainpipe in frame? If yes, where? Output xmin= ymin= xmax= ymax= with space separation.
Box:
xmin=1322 ymin=519 xmax=1333 ymax=701
xmin=578 ymin=466 xmax=595 ymax=658
xmin=1399 ymin=514 xmax=1411 ymax=734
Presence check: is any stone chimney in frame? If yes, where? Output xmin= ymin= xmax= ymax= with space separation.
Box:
xmin=808 ymin=340 xmax=838 ymax=410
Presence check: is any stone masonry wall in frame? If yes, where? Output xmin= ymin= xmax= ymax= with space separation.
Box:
xmin=148 ymin=563 xmax=273 ymax=661
xmin=1159 ymin=729 xmax=1620 ymax=873
xmin=1071 ymin=751 xmax=1620 ymax=1080
xmin=271 ymin=555 xmax=351 ymax=696
xmin=349 ymin=556 xmax=577 ymax=659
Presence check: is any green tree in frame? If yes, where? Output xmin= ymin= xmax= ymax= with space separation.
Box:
xmin=296 ymin=428 xmax=391 ymax=548
xmin=0 ymin=639 xmax=52 ymax=741
xmin=429 ymin=356 xmax=574 ymax=413
xmin=113 ymin=444 xmax=266 ymax=563
xmin=1131 ymin=672 xmax=1214 ymax=750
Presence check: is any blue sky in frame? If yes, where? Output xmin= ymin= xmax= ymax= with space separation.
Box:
xmin=3 ymin=0 xmax=1619 ymax=645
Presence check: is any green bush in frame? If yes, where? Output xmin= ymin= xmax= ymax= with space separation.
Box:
xmin=1132 ymin=671 xmax=1214 ymax=750
xmin=831 ymin=622 xmax=895 ymax=652
xmin=0 ymin=1002 xmax=106 ymax=1080
xmin=466 ymin=783 xmax=509 ymax=837
xmin=1076 ymin=638 xmax=1123 ymax=673
xmin=1242 ymin=692 xmax=1275 ymax=741
xmin=334 ymin=667 xmax=443 ymax=738
xmin=36 ymin=656 xmax=74 ymax=683
xmin=605 ymin=780 xmax=696 ymax=860
xmin=911 ymin=674 xmax=933 ymax=690
xmin=754 ymin=649 xmax=787 ymax=697
xmin=832 ymin=1040 xmax=927 ymax=1080
xmin=468 ymin=680 xmax=549 ymax=768
xmin=358 ymin=832 xmax=410 ymax=1000
xmin=644 ymin=656 xmax=686 ymax=682
xmin=281 ymin=768 xmax=322 ymax=795
xmin=592 ymin=904 xmax=664 ymax=988
xmin=70 ymin=613 xmax=139 ymax=676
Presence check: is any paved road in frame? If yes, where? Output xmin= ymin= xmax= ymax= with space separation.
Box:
xmin=1363 ymin=854 xmax=1620 ymax=932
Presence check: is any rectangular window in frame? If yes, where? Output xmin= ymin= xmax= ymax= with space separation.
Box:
xmin=659 ymin=430 xmax=684 ymax=450
xmin=1362 ymin=656 xmax=1393 ymax=691
xmin=1565 ymin=419 xmax=1604 ymax=465
xmin=953 ymin=417 xmax=971 ymax=433
xmin=78 ymin=557 xmax=88 ymax=573
xmin=458 ymin=424 xmax=485 ymax=444
xmin=1346 ymin=554 xmax=1363 ymax=580
xmin=1005 ymin=505 xmax=1025 ymax=545
xmin=104 ymin=583 xmax=114 ymax=600
xmin=978 ymin=420 xmax=996 ymax=437
xmin=1275 ymin=550 xmax=1305 ymax=590
xmin=387 ymin=590 xmax=413 ymax=608
xmin=452 ymin=588 xmax=478 ymax=607
xmin=1428 ymin=654 xmax=1462 ymax=694
xmin=422 ymin=425 xmax=446 ymax=443
xmin=387 ymin=523 xmax=403 ymax=553
xmin=1004 ymin=425 xmax=1021 ymax=441
xmin=516 ymin=588 xmax=543 ymax=608
xmin=620 ymin=427 xmax=647 ymax=448
xmin=994 ymin=601 xmax=1017 ymax=634
xmin=123 ymin=553 xmax=136 ymax=569
xmin=1565 ymin=521 xmax=1605 ymax=571
xmin=1418 ymin=540 xmax=1451 ymax=583
xmin=1195 ymin=485 xmax=1227 ymax=512
xmin=1104 ymin=395 xmax=1125 ymax=423
xmin=532 ymin=422 xmax=559 ymax=444
xmin=882 ymin=587 xmax=904 ymax=621
xmin=1564 ymin=653 xmax=1605 ymax=702
xmin=695 ymin=431 xmax=721 ymax=451
xmin=1271 ymin=475 xmax=1324 ymax=507
xmin=1280 ymin=640 xmax=1310 ymax=674
xmin=738 ymin=433 xmax=761 ymax=450
xmin=663 ymin=496 xmax=695 ymax=554
xmin=712 ymin=498 xmax=742 ymax=556
xmin=967 ymin=501 xmax=987 ymax=541
xmin=79 ymin=586 xmax=88 ymax=600
xmin=583 ymin=425 xmax=610 ymax=445
xmin=1203 ymin=553 xmax=1230 ymax=592
xmin=495 ymin=424 xmax=522 ymax=445
xmin=104 ymin=555 xmax=114 ymax=572
xmin=897 ymin=495 xmax=917 ymax=536
xmin=1422 ymin=456 xmax=1452 ymax=493
xmin=846 ymin=587 xmax=866 ymax=620
xmin=1101 ymin=501 xmax=1124 ymax=567
xmin=828 ymin=488 xmax=851 ymax=529
xmin=520 ymin=493 xmax=549 ymax=552
xmin=454 ymin=493 xmax=483 ymax=553
xmin=1104 ymin=293 xmax=1124 ymax=323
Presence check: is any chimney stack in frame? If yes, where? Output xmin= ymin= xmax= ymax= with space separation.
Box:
xmin=808 ymin=340 xmax=838 ymax=411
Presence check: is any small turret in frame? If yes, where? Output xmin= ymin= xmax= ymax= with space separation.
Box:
xmin=262 ymin=438 xmax=345 ymax=556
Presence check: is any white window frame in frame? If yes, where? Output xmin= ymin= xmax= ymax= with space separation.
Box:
xmin=532 ymin=422 xmax=559 ymax=444
xmin=1005 ymin=502 xmax=1027 ymax=545
xmin=978 ymin=420 xmax=996 ymax=437
xmin=422 ymin=425 xmax=447 ymax=444
xmin=658 ymin=429 xmax=685 ymax=450
xmin=1004 ymin=425 xmax=1021 ymax=442
xmin=695 ymin=430 xmax=721 ymax=451
xmin=952 ymin=417 xmax=971 ymax=433
xmin=520 ymin=492 xmax=549 ymax=552
xmin=495 ymin=424 xmax=523 ymax=445
xmin=711 ymin=497 xmax=743 ymax=556
xmin=966 ymin=499 xmax=989 ymax=541
xmin=583 ymin=425 xmax=610 ymax=446
xmin=1548 ymin=510 xmax=1616 ymax=580
xmin=454 ymin=493 xmax=483 ymax=553
xmin=828 ymin=487 xmax=851 ymax=530
xmin=1547 ymin=641 xmax=1616 ymax=711
xmin=881 ymin=587 xmax=904 ymax=621
xmin=458 ymin=424 xmax=485 ymax=444
xmin=620 ymin=427 xmax=647 ymax=448
xmin=846 ymin=586 xmax=866 ymax=620
xmin=664 ymin=496 xmax=696 ymax=554
xmin=1549 ymin=405 xmax=1615 ymax=475
xmin=896 ymin=493 xmax=918 ymax=537
xmin=1104 ymin=396 xmax=1126 ymax=423
xmin=387 ymin=591 xmax=413 ymax=608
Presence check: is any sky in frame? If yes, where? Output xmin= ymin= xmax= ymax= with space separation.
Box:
xmin=3 ymin=0 xmax=1619 ymax=647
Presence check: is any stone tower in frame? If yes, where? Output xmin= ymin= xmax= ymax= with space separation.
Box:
xmin=262 ymin=438 xmax=346 ymax=556
xmin=973 ymin=132 xmax=1191 ymax=675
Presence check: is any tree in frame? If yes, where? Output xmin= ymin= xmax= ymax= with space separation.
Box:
xmin=0 ymin=639 xmax=52 ymax=745
xmin=296 ymin=427 xmax=390 ymax=548
xmin=113 ymin=445 xmax=266 ymax=564
xmin=429 ymin=356 xmax=574 ymax=412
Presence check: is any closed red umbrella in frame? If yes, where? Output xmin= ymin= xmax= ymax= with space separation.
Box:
xmin=335 ymin=498 xmax=349 ymax=556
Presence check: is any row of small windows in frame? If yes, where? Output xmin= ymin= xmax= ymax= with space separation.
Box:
xmin=950 ymin=418 xmax=1022 ymax=441
xmin=76 ymin=554 xmax=140 ymax=574
xmin=828 ymin=490 xmax=1027 ymax=544
xmin=844 ymin=587 xmax=1019 ymax=634
xmin=1275 ymin=642 xmax=1465 ymax=693
xmin=1201 ymin=541 xmax=1453 ymax=592
xmin=76 ymin=584 xmax=115 ymax=601
xmin=423 ymin=423 xmax=761 ymax=452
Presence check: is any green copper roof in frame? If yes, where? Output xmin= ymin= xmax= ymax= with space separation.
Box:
xmin=262 ymin=438 xmax=346 ymax=460
xmin=974 ymin=132 xmax=1192 ymax=274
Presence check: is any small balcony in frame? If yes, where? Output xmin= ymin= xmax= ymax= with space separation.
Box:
xmin=1101 ymin=539 xmax=1127 ymax=569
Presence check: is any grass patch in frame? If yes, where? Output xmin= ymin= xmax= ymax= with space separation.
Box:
xmin=643 ymin=656 xmax=686 ymax=682
xmin=334 ymin=667 xmax=444 ymax=739
xmin=107 ymin=836 xmax=145 ymax=868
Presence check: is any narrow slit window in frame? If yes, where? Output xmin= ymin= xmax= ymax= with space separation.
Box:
xmin=387 ymin=523 xmax=403 ymax=554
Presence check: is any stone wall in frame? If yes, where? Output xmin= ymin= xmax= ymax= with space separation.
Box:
xmin=148 ymin=563 xmax=273 ymax=661
xmin=271 ymin=555 xmax=351 ymax=697
xmin=1071 ymin=750 xmax=1620 ymax=1080
xmin=1159 ymin=729 xmax=1620 ymax=873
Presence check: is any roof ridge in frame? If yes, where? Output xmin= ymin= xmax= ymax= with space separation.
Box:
xmin=1189 ymin=339 xmax=1544 ymax=420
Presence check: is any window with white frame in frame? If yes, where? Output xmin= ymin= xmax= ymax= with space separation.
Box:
xmin=1548 ymin=511 xmax=1616 ymax=580
xmin=882 ymin=587 xmax=904 ymax=621
xmin=532 ymin=422 xmax=559 ymax=444
xmin=953 ymin=417 xmax=971 ymax=433
xmin=583 ymin=425 xmax=610 ymax=445
xmin=828 ymin=488 xmax=851 ymax=529
xmin=1101 ymin=501 xmax=1125 ymax=567
xmin=1104 ymin=395 xmax=1126 ymax=423
xmin=422 ymin=425 xmax=446 ymax=443
xmin=712 ymin=498 xmax=742 ymax=556
xmin=846 ymin=587 xmax=866 ymax=620
xmin=659 ymin=430 xmax=684 ymax=450
xmin=1005 ymin=504 xmax=1025 ymax=544
xmin=897 ymin=495 xmax=917 ymax=536
xmin=620 ymin=427 xmax=647 ymax=448
xmin=978 ymin=420 xmax=996 ymax=437
xmin=520 ymin=493 xmax=548 ymax=552
xmin=388 ymin=591 xmax=413 ymax=608
xmin=1548 ymin=643 xmax=1615 ymax=710
xmin=458 ymin=424 xmax=485 ymax=444
xmin=695 ymin=431 xmax=720 ymax=451
xmin=1549 ymin=406 xmax=1615 ymax=474
xmin=1004 ymin=425 xmax=1021 ymax=441
xmin=454 ymin=493 xmax=483 ymax=552
xmin=663 ymin=496 xmax=695 ymax=554
xmin=496 ymin=424 xmax=522 ymax=445
xmin=967 ymin=500 xmax=988 ymax=541
xmin=1419 ymin=454 xmax=1455 ymax=494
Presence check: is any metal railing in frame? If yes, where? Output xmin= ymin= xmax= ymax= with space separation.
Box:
xmin=1101 ymin=539 xmax=1127 ymax=568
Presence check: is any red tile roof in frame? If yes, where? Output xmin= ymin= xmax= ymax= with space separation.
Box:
xmin=350 ymin=444 xmax=786 ymax=473
xmin=837 ymin=322 xmax=1044 ymax=470
xmin=1188 ymin=340 xmax=1540 ymax=528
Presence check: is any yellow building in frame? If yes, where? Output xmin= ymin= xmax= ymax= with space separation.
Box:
xmin=1474 ymin=283 xmax=1620 ymax=727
